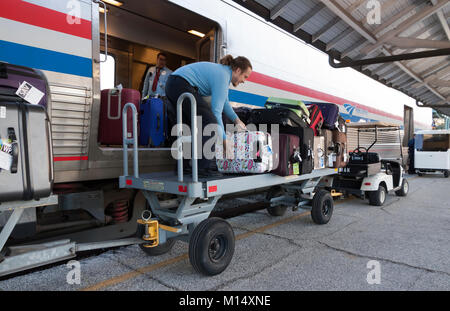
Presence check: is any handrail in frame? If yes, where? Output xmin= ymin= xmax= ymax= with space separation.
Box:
xmin=176 ymin=92 xmax=198 ymax=183
xmin=122 ymin=103 xmax=139 ymax=178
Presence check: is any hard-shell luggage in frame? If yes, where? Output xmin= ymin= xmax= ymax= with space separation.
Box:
xmin=248 ymin=108 xmax=308 ymax=128
xmin=313 ymin=136 xmax=325 ymax=169
xmin=307 ymin=104 xmax=324 ymax=136
xmin=139 ymin=97 xmax=166 ymax=147
xmin=322 ymin=129 xmax=335 ymax=168
xmin=99 ymin=88 xmax=140 ymax=145
xmin=216 ymin=131 xmax=273 ymax=174
xmin=277 ymin=126 xmax=314 ymax=174
xmin=0 ymin=62 xmax=49 ymax=107
xmin=265 ymin=97 xmax=310 ymax=121
xmin=0 ymin=98 xmax=53 ymax=202
xmin=332 ymin=130 xmax=348 ymax=168
xmin=272 ymin=134 xmax=301 ymax=176
xmin=306 ymin=102 xmax=339 ymax=130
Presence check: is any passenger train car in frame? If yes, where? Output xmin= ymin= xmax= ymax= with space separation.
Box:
xmin=0 ymin=0 xmax=432 ymax=244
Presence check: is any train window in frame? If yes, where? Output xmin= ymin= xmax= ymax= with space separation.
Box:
xmin=100 ymin=53 xmax=115 ymax=90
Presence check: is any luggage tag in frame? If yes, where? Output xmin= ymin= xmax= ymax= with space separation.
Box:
xmin=15 ymin=81 xmax=44 ymax=105
xmin=0 ymin=139 xmax=13 ymax=171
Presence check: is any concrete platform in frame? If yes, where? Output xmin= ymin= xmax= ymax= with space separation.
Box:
xmin=0 ymin=174 xmax=449 ymax=291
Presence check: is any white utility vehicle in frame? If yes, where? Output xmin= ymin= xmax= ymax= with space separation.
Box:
xmin=414 ymin=130 xmax=450 ymax=178
xmin=328 ymin=122 xmax=409 ymax=206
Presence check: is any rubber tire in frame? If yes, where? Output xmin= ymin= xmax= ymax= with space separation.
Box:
xmin=311 ymin=190 xmax=334 ymax=225
xmin=266 ymin=187 xmax=287 ymax=216
xmin=137 ymin=223 xmax=176 ymax=256
xmin=189 ymin=217 xmax=235 ymax=276
xmin=444 ymin=171 xmax=449 ymax=178
xmin=417 ymin=171 xmax=423 ymax=177
xmin=395 ymin=179 xmax=409 ymax=197
xmin=368 ymin=185 xmax=387 ymax=206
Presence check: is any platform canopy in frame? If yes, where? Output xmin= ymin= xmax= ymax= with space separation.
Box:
xmin=232 ymin=0 xmax=450 ymax=116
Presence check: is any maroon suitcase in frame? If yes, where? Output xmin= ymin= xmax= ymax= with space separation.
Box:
xmin=272 ymin=134 xmax=302 ymax=176
xmin=98 ymin=88 xmax=140 ymax=145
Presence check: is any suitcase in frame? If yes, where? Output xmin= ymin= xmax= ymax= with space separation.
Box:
xmin=0 ymin=98 xmax=53 ymax=202
xmin=272 ymin=134 xmax=301 ymax=176
xmin=306 ymin=102 xmax=339 ymax=130
xmin=99 ymin=88 xmax=140 ymax=145
xmin=216 ymin=131 xmax=273 ymax=173
xmin=313 ymin=136 xmax=325 ymax=169
xmin=248 ymin=108 xmax=308 ymax=128
xmin=276 ymin=126 xmax=314 ymax=175
xmin=332 ymin=130 xmax=349 ymax=168
xmin=307 ymin=104 xmax=324 ymax=136
xmin=265 ymin=97 xmax=310 ymax=121
xmin=139 ymin=97 xmax=166 ymax=147
xmin=0 ymin=62 xmax=49 ymax=107
xmin=322 ymin=129 xmax=335 ymax=168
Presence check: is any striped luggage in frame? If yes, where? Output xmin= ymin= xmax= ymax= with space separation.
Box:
xmin=307 ymin=104 xmax=324 ymax=136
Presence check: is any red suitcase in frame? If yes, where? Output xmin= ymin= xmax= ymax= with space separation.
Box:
xmin=98 ymin=88 xmax=140 ymax=145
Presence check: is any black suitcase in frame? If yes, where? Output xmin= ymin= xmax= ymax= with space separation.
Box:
xmin=248 ymin=108 xmax=308 ymax=129
xmin=0 ymin=95 xmax=53 ymax=202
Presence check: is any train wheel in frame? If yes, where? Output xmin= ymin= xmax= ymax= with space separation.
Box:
xmin=189 ymin=217 xmax=235 ymax=276
xmin=311 ymin=190 xmax=334 ymax=225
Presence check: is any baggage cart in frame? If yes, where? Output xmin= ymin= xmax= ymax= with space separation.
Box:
xmin=119 ymin=92 xmax=338 ymax=276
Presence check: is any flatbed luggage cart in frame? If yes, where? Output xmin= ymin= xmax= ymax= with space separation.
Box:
xmin=120 ymin=93 xmax=338 ymax=276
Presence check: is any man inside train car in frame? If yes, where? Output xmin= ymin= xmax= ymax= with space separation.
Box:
xmin=165 ymin=55 xmax=251 ymax=177
xmin=142 ymin=52 xmax=172 ymax=99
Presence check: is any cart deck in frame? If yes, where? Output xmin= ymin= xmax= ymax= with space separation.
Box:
xmin=120 ymin=168 xmax=338 ymax=199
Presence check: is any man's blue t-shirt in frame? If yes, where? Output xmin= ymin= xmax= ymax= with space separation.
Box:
xmin=172 ymin=62 xmax=238 ymax=140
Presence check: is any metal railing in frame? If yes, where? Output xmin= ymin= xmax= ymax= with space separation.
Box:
xmin=121 ymin=92 xmax=199 ymax=183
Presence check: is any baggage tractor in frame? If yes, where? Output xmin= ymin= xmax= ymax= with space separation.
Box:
xmin=0 ymin=62 xmax=49 ymax=107
xmin=0 ymin=98 xmax=53 ymax=202
xmin=307 ymin=104 xmax=324 ymax=136
xmin=248 ymin=108 xmax=308 ymax=128
xmin=306 ymin=102 xmax=339 ymax=130
xmin=99 ymin=88 xmax=140 ymax=145
xmin=216 ymin=131 xmax=273 ymax=173
xmin=139 ymin=97 xmax=166 ymax=147
xmin=272 ymin=134 xmax=301 ymax=176
xmin=313 ymin=136 xmax=325 ymax=169
xmin=332 ymin=130 xmax=349 ymax=168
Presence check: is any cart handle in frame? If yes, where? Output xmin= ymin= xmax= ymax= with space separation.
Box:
xmin=176 ymin=92 xmax=198 ymax=183
xmin=122 ymin=103 xmax=139 ymax=178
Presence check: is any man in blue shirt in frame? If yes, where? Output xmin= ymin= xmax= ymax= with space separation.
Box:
xmin=165 ymin=55 xmax=252 ymax=176
xmin=142 ymin=52 xmax=172 ymax=98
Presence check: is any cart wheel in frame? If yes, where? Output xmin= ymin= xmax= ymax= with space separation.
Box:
xmin=417 ymin=171 xmax=423 ymax=177
xmin=136 ymin=223 xmax=176 ymax=256
xmin=311 ymin=190 xmax=334 ymax=225
xmin=395 ymin=179 xmax=409 ymax=197
xmin=368 ymin=185 xmax=387 ymax=206
xmin=266 ymin=187 xmax=287 ymax=216
xmin=189 ymin=217 xmax=235 ymax=276
xmin=444 ymin=171 xmax=449 ymax=178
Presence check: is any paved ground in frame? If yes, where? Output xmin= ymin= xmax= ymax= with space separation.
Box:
xmin=0 ymin=174 xmax=449 ymax=291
